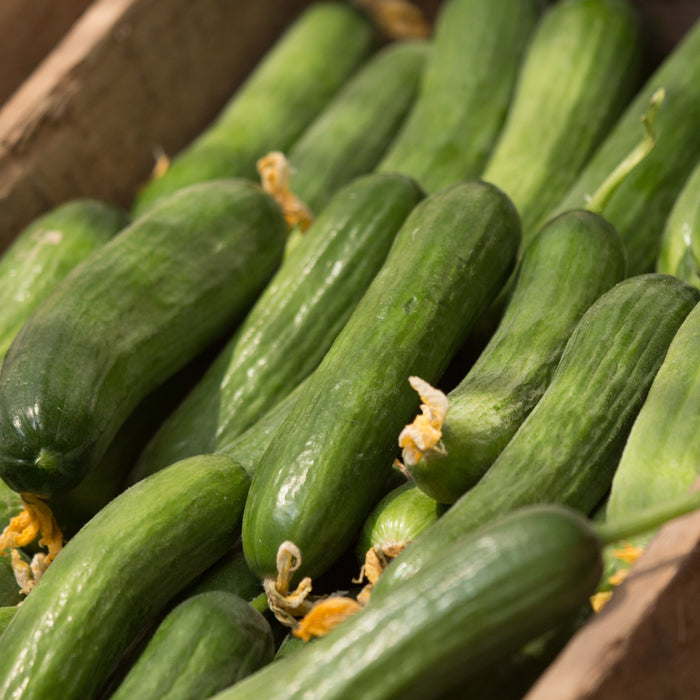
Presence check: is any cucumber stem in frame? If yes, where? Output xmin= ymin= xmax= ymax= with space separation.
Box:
xmin=585 ymin=87 xmax=665 ymax=215
xmin=595 ymin=484 xmax=700 ymax=546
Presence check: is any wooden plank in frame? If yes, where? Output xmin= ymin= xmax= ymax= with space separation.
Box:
xmin=0 ymin=0 xmax=314 ymax=251
xmin=0 ymin=0 xmax=94 ymax=106
xmin=525 ymin=505 xmax=700 ymax=700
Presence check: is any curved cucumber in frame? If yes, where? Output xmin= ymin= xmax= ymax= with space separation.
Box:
xmin=404 ymin=209 xmax=626 ymax=503
xmin=286 ymin=40 xmax=427 ymax=215
xmin=0 ymin=179 xmax=287 ymax=498
xmin=381 ymin=274 xmax=700 ymax=590
xmin=110 ymin=591 xmax=274 ymax=700
xmin=132 ymin=2 xmax=375 ymax=215
xmin=0 ymin=199 xmax=128 ymax=361
xmin=133 ymin=173 xmax=423 ymax=478
xmin=481 ymin=0 xmax=644 ymax=245
xmin=242 ymin=180 xmax=521 ymax=584
xmin=211 ymin=505 xmax=604 ymax=700
xmin=376 ymin=0 xmax=542 ymax=193
xmin=0 ymin=454 xmax=250 ymax=700
xmin=551 ymin=16 xmax=700 ymax=275
xmin=656 ymin=159 xmax=700 ymax=284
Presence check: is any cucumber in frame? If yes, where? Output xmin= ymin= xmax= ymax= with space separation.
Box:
xmin=184 ymin=548 xmax=263 ymax=603
xmin=380 ymin=274 xmax=700 ymax=590
xmin=402 ymin=209 xmax=626 ymax=503
xmin=0 ymin=178 xmax=287 ymax=498
xmin=0 ymin=454 xmax=250 ymax=700
xmin=481 ymin=0 xmax=644 ymax=245
xmin=241 ymin=180 xmax=521 ymax=585
xmin=284 ymin=40 xmax=427 ymax=215
xmin=656 ymin=159 xmax=700 ymax=284
xmin=604 ymin=300 xmax=700 ymax=572
xmin=551 ymin=17 xmax=700 ymax=275
xmin=110 ymin=591 xmax=274 ymax=700
xmin=0 ymin=604 xmax=16 ymax=635
xmin=213 ymin=501 xmax=695 ymax=700
xmin=376 ymin=0 xmax=542 ymax=192
xmin=0 ymin=199 xmax=128 ymax=361
xmin=131 ymin=173 xmax=423 ymax=478
xmin=132 ymin=2 xmax=375 ymax=215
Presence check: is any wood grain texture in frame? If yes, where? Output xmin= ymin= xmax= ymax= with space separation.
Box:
xmin=0 ymin=0 xmax=313 ymax=251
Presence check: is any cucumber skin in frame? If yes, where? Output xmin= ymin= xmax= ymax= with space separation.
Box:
xmin=132 ymin=173 xmax=424 ymax=478
xmin=132 ymin=3 xmax=375 ymax=215
xmin=110 ymin=591 xmax=274 ymax=700
xmin=287 ymin=41 xmax=428 ymax=215
xmin=551 ymin=17 xmax=700 ymax=275
xmin=211 ymin=506 xmax=602 ymax=700
xmin=377 ymin=0 xmax=543 ymax=193
xmin=407 ymin=209 xmax=626 ymax=503
xmin=0 ymin=454 xmax=250 ymax=700
xmin=482 ymin=0 xmax=644 ymax=243
xmin=0 ymin=179 xmax=287 ymax=498
xmin=242 ymin=180 xmax=521 ymax=584
xmin=656 ymin=159 xmax=700 ymax=283
xmin=380 ymin=274 xmax=700 ymax=590
xmin=0 ymin=199 xmax=128 ymax=361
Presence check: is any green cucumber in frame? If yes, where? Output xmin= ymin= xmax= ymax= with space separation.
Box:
xmin=110 ymin=591 xmax=274 ymax=700
xmin=403 ymin=209 xmax=626 ymax=503
xmin=551 ymin=18 xmax=700 ymax=275
xmin=603 ymin=300 xmax=700 ymax=580
xmin=376 ymin=0 xmax=542 ymax=192
xmin=481 ymin=0 xmax=644 ymax=245
xmin=0 ymin=199 xmax=128 ymax=361
xmin=0 ymin=454 xmax=250 ymax=700
xmin=132 ymin=2 xmax=375 ymax=215
xmin=132 ymin=173 xmax=423 ymax=479
xmin=656 ymin=159 xmax=700 ymax=283
xmin=184 ymin=548 xmax=263 ymax=603
xmin=380 ymin=273 xmax=699 ymax=590
xmin=0 ymin=604 xmax=16 ymax=635
xmin=0 ymin=553 xmax=23 ymax=607
xmin=214 ymin=498 xmax=700 ymax=700
xmin=284 ymin=40 xmax=427 ymax=215
xmin=0 ymin=178 xmax=287 ymax=498
xmin=242 ymin=180 xmax=521 ymax=585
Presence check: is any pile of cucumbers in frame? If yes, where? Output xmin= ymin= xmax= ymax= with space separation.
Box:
xmin=1 ymin=0 xmax=700 ymax=698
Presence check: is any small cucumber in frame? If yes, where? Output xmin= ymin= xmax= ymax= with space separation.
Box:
xmin=481 ymin=0 xmax=644 ymax=244
xmin=110 ymin=591 xmax=274 ymax=700
xmin=284 ymin=40 xmax=427 ymax=215
xmin=0 ymin=179 xmax=287 ymax=498
xmin=381 ymin=274 xmax=700 ymax=590
xmin=656 ymin=159 xmax=700 ymax=284
xmin=184 ymin=548 xmax=263 ymax=603
xmin=242 ymin=180 xmax=521 ymax=585
xmin=132 ymin=173 xmax=423 ymax=478
xmin=0 ymin=604 xmax=16 ymax=635
xmin=551 ymin=17 xmax=700 ymax=274
xmin=0 ymin=454 xmax=250 ymax=700
xmin=0 ymin=198 xmax=128 ymax=360
xmin=403 ymin=209 xmax=626 ymax=503
xmin=132 ymin=2 xmax=375 ymax=215
xmin=376 ymin=0 xmax=543 ymax=192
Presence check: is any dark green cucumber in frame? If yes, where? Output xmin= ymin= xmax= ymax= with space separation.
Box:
xmin=357 ymin=481 xmax=445 ymax=560
xmin=603 ymin=300 xmax=700 ymax=580
xmin=481 ymin=0 xmax=644 ymax=245
xmin=110 ymin=591 xmax=274 ymax=700
xmin=0 ymin=454 xmax=250 ymax=700
xmin=184 ymin=548 xmax=263 ymax=603
xmin=132 ymin=2 xmax=375 ymax=215
xmin=656 ymin=159 xmax=700 ymax=284
xmin=132 ymin=173 xmax=423 ymax=479
xmin=284 ymin=40 xmax=427 ymax=215
xmin=551 ymin=17 xmax=700 ymax=275
xmin=0 ymin=604 xmax=16 ymax=636
xmin=380 ymin=274 xmax=699 ymax=590
xmin=404 ymin=209 xmax=626 ymax=503
xmin=375 ymin=0 xmax=542 ymax=193
xmin=242 ymin=180 xmax=521 ymax=584
xmin=0 ymin=199 xmax=128 ymax=361
xmin=212 ymin=505 xmax=605 ymax=700
xmin=0 ymin=178 xmax=287 ymax=498
xmin=0 ymin=552 xmax=23 ymax=607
